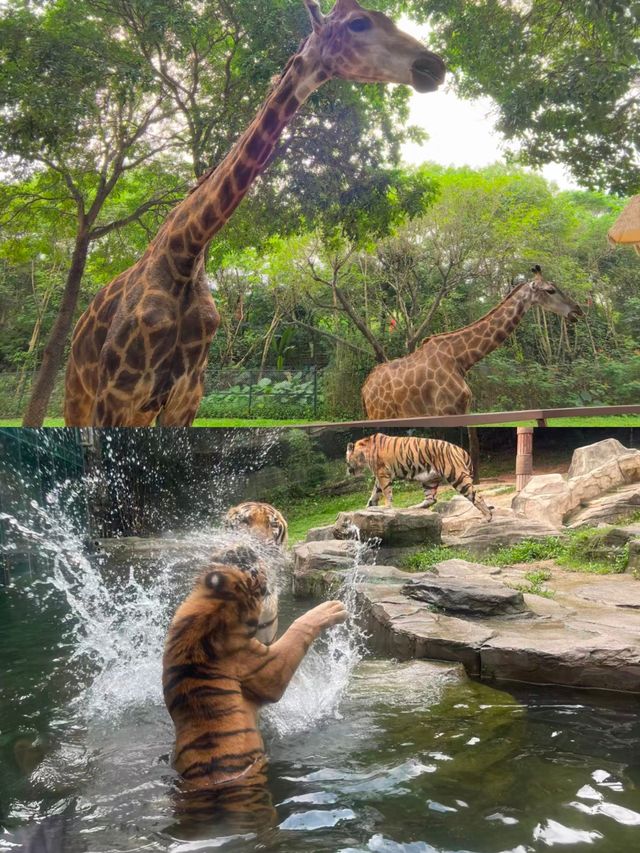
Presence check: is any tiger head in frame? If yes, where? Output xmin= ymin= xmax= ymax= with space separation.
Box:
xmin=346 ymin=436 xmax=372 ymax=475
xmin=193 ymin=552 xmax=269 ymax=628
xmin=223 ymin=502 xmax=287 ymax=547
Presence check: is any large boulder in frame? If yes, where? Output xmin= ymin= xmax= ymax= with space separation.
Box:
xmin=513 ymin=439 xmax=640 ymax=527
xmin=627 ymin=539 xmax=640 ymax=573
xmin=568 ymin=438 xmax=640 ymax=480
xmin=443 ymin=514 xmax=563 ymax=555
xmin=511 ymin=474 xmax=569 ymax=528
xmin=333 ymin=507 xmax=442 ymax=546
xmin=292 ymin=538 xmax=376 ymax=596
xmin=402 ymin=575 xmax=527 ymax=616
xmin=566 ymin=483 xmax=640 ymax=528
xmin=305 ymin=525 xmax=336 ymax=542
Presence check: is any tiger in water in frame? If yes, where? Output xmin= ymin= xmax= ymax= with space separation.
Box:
xmin=346 ymin=433 xmax=493 ymax=521
xmin=162 ymin=551 xmax=346 ymax=831
xmin=222 ymin=501 xmax=288 ymax=646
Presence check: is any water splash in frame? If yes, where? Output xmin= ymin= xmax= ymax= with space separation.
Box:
xmin=263 ymin=522 xmax=372 ymax=738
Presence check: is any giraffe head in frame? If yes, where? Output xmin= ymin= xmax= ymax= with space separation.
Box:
xmin=528 ymin=265 xmax=584 ymax=323
xmin=303 ymin=0 xmax=446 ymax=92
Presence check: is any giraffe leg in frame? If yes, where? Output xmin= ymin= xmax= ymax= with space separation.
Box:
xmin=157 ymin=373 xmax=204 ymax=426
xmin=63 ymin=361 xmax=94 ymax=427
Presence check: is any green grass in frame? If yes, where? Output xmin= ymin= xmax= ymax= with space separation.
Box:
xmin=403 ymin=528 xmax=631 ymax=576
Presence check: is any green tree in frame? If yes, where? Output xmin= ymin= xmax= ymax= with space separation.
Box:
xmin=0 ymin=0 xmax=179 ymax=425
xmin=418 ymin=0 xmax=640 ymax=194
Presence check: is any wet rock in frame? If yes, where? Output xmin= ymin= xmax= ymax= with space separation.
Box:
xmin=358 ymin=586 xmax=495 ymax=674
xmin=358 ymin=566 xmax=640 ymax=693
xmin=402 ymin=575 xmax=526 ymax=617
xmin=305 ymin=525 xmax=337 ymax=542
xmin=435 ymin=558 xmax=503 ymax=577
xmin=566 ymin=484 xmax=640 ymax=528
xmin=333 ymin=507 xmax=442 ymax=546
xmin=348 ymin=659 xmax=467 ymax=704
xmin=292 ymin=539 xmax=375 ymax=596
xmin=443 ymin=515 xmax=562 ymax=555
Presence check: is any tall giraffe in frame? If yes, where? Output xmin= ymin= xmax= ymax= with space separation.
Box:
xmin=361 ymin=266 xmax=584 ymax=419
xmin=64 ymin=0 xmax=445 ymax=427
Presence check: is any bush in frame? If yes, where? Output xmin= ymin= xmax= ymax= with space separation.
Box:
xmin=199 ymin=370 xmax=322 ymax=420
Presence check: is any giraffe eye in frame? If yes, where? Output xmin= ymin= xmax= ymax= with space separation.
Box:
xmin=348 ymin=17 xmax=371 ymax=32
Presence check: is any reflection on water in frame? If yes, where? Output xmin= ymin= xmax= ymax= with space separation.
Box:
xmin=1 ymin=468 xmax=640 ymax=852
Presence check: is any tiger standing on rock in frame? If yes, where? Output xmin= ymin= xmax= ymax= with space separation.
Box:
xmin=346 ymin=433 xmax=493 ymax=521
xmin=162 ymin=555 xmax=347 ymax=830
xmin=223 ymin=501 xmax=288 ymax=645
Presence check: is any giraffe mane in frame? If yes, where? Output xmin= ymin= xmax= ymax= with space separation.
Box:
xmin=416 ymin=280 xmax=530 ymax=349
xmin=186 ymin=36 xmax=311 ymax=198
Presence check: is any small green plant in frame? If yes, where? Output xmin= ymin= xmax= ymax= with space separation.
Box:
xmin=510 ymin=568 xmax=555 ymax=598
xmin=403 ymin=545 xmax=473 ymax=572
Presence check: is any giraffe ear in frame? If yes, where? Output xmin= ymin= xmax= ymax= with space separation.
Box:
xmin=304 ymin=0 xmax=325 ymax=32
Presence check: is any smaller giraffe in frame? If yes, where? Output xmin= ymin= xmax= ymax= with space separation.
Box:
xmin=362 ymin=266 xmax=584 ymax=419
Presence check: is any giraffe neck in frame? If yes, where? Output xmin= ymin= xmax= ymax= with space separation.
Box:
xmin=438 ymin=284 xmax=533 ymax=373
xmin=152 ymin=41 xmax=326 ymax=280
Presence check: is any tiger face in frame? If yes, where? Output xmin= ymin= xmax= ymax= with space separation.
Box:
xmin=224 ymin=502 xmax=288 ymax=547
xmin=346 ymin=438 xmax=371 ymax=475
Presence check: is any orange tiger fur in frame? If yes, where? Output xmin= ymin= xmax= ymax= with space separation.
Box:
xmin=163 ymin=556 xmax=346 ymax=828
xmin=346 ymin=433 xmax=493 ymax=520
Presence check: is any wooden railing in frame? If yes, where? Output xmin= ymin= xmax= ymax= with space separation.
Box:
xmin=303 ymin=404 xmax=640 ymax=430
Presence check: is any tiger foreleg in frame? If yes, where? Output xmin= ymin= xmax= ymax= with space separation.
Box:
xmin=240 ymin=600 xmax=347 ymax=703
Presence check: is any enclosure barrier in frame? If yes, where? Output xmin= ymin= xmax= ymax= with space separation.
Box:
xmin=302 ymin=404 xmax=640 ymax=430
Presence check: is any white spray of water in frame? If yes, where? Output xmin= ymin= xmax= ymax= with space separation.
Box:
xmin=2 ymin=464 xmax=372 ymax=736
xmin=264 ymin=523 xmax=373 ymax=738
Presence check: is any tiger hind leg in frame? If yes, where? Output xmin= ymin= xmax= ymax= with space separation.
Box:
xmin=410 ymin=470 xmax=440 ymax=509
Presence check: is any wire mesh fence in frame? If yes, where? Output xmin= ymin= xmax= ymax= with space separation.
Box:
xmin=0 ymin=366 xmax=324 ymax=422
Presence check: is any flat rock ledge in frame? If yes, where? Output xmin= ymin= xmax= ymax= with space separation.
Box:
xmin=442 ymin=513 xmax=563 ymax=555
xmin=358 ymin=560 xmax=640 ymax=694
xmin=402 ymin=575 xmax=527 ymax=617
xmin=333 ymin=507 xmax=442 ymax=546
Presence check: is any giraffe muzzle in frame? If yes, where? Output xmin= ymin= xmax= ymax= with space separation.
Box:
xmin=568 ymin=306 xmax=584 ymax=323
xmin=411 ymin=54 xmax=446 ymax=93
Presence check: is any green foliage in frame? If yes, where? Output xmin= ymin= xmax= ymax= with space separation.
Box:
xmin=198 ymin=371 xmax=321 ymax=420
xmin=490 ymin=538 xmax=565 ymax=566
xmin=421 ymin=0 xmax=640 ymax=193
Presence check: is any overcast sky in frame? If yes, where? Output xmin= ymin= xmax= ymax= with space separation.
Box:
xmin=398 ymin=18 xmax=578 ymax=191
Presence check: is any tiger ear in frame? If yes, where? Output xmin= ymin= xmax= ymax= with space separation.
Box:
xmin=346 ymin=442 xmax=354 ymax=453
xmin=205 ymin=571 xmax=225 ymax=592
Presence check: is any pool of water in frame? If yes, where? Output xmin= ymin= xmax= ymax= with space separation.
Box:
xmin=1 ymin=527 xmax=639 ymax=853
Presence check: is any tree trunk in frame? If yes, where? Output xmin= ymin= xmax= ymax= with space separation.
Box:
xmin=467 ymin=426 xmax=480 ymax=484
xmin=22 ymin=230 xmax=91 ymax=427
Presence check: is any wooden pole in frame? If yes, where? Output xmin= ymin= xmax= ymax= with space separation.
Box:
xmin=516 ymin=427 xmax=534 ymax=492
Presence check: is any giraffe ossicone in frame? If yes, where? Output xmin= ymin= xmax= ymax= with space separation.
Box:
xmin=63 ymin=0 xmax=445 ymax=427
xmin=361 ymin=266 xmax=584 ymax=420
